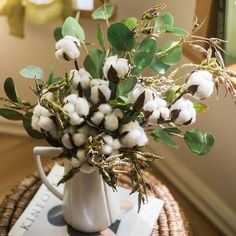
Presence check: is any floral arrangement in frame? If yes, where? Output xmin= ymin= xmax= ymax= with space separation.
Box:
xmin=1 ymin=2 xmax=236 ymax=208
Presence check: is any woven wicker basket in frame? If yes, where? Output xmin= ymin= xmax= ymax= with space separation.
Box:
xmin=0 ymin=164 xmax=191 ymax=236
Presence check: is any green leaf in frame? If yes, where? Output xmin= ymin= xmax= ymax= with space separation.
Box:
xmin=107 ymin=23 xmax=135 ymax=51
xmin=92 ymin=3 xmax=115 ymax=20
xmin=19 ymin=65 xmax=44 ymax=80
xmin=4 ymin=77 xmax=18 ymax=102
xmin=97 ymin=24 xmax=105 ymax=50
xmin=62 ymin=17 xmax=85 ymax=42
xmin=83 ymin=49 xmax=105 ymax=78
xmin=164 ymin=127 xmax=181 ymax=135
xmin=23 ymin=112 xmax=45 ymax=139
xmin=117 ymin=77 xmax=137 ymax=96
xmin=165 ymin=25 xmax=189 ymax=37
xmin=134 ymin=37 xmax=157 ymax=71
xmin=151 ymin=128 xmax=178 ymax=149
xmin=47 ymin=65 xmax=63 ymax=85
xmin=121 ymin=17 xmax=138 ymax=30
xmin=154 ymin=12 xmax=174 ymax=33
xmin=150 ymin=58 xmax=170 ymax=74
xmin=184 ymin=128 xmax=215 ymax=155
xmin=160 ymin=41 xmax=182 ymax=65
xmin=54 ymin=27 xmax=63 ymax=41
xmin=194 ymin=102 xmax=209 ymax=112
xmin=164 ymin=86 xmax=181 ymax=103
xmin=48 ymin=65 xmax=54 ymax=84
xmin=0 ymin=108 xmax=23 ymax=120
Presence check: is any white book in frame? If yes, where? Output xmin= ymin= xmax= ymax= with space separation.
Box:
xmin=9 ymin=165 xmax=164 ymax=236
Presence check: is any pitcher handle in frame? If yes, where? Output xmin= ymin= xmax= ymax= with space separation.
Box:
xmin=33 ymin=146 xmax=63 ymax=201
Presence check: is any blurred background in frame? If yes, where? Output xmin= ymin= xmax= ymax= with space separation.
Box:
xmin=0 ymin=0 xmax=236 ymax=235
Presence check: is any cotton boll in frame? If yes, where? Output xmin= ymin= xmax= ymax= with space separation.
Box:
xmin=70 ymin=68 xmax=91 ymax=90
xmin=64 ymin=94 xmax=78 ymax=105
xmin=143 ymin=97 xmax=167 ymax=113
xmin=103 ymin=55 xmax=130 ymax=79
xmin=73 ymin=133 xmax=87 ymax=147
xmin=159 ymin=107 xmax=170 ymax=120
xmin=130 ymin=85 xmax=156 ymax=105
xmin=33 ymin=104 xmax=42 ymax=116
xmin=61 ymin=133 xmax=73 ymax=149
xmin=155 ymin=97 xmax=167 ymax=109
xmin=98 ymin=104 xmax=112 ymax=114
xmin=40 ymin=107 xmax=51 ymax=117
xmin=102 ymin=135 xmax=121 ymax=155
xmin=138 ymin=132 xmax=149 ymax=147
xmin=90 ymin=85 xmax=111 ymax=104
xmin=90 ymin=79 xmax=109 ymax=87
xmin=39 ymin=116 xmax=55 ymax=132
xmin=112 ymin=109 xmax=123 ymax=119
xmin=112 ymin=139 xmax=121 ymax=150
xmin=147 ymin=107 xmax=170 ymax=126
xmin=122 ymin=130 xmax=142 ymax=148
xmin=103 ymin=135 xmax=113 ymax=146
xmin=31 ymin=116 xmax=41 ymax=131
xmin=104 ymin=114 xmax=119 ymax=131
xmin=41 ymin=90 xmax=54 ymax=101
xmin=103 ymin=144 xmax=113 ymax=155
xmin=148 ymin=110 xmax=161 ymax=126
xmin=91 ymin=111 xmax=105 ymax=125
xmin=67 ymin=126 xmax=76 ymax=134
xmin=63 ymin=103 xmax=75 ymax=113
xmin=69 ymin=112 xmax=84 ymax=125
xmin=78 ymin=125 xmax=96 ymax=136
xmin=76 ymin=149 xmax=86 ymax=162
xmin=55 ymin=36 xmax=80 ymax=62
xmin=186 ymin=70 xmax=214 ymax=100
xmin=75 ymin=97 xmax=90 ymax=116
xmin=170 ymin=98 xmax=196 ymax=125
xmin=121 ymin=121 xmax=148 ymax=148
xmin=143 ymin=100 xmax=158 ymax=112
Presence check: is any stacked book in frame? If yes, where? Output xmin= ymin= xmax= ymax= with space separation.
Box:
xmin=9 ymin=165 xmax=164 ymax=236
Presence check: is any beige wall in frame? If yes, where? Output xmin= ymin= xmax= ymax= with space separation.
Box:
xmin=1 ymin=0 xmax=236 ymax=230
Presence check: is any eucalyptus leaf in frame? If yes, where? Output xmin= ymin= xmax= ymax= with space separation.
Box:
xmin=164 ymin=127 xmax=181 ymax=135
xmin=154 ymin=12 xmax=174 ymax=33
xmin=184 ymin=128 xmax=215 ymax=155
xmin=194 ymin=102 xmax=209 ymax=112
xmin=54 ymin=27 xmax=63 ymax=41
xmin=23 ymin=112 xmax=45 ymax=139
xmin=164 ymin=86 xmax=181 ymax=103
xmin=48 ymin=65 xmax=54 ymax=84
xmin=97 ymin=24 xmax=105 ymax=50
xmin=107 ymin=23 xmax=135 ymax=51
xmin=165 ymin=25 xmax=189 ymax=37
xmin=4 ymin=77 xmax=18 ymax=102
xmin=151 ymin=128 xmax=178 ymax=149
xmin=62 ymin=17 xmax=85 ymax=42
xmin=0 ymin=108 xmax=23 ymax=120
xmin=160 ymin=41 xmax=182 ymax=65
xmin=117 ymin=77 xmax=137 ymax=96
xmin=19 ymin=65 xmax=44 ymax=80
xmin=83 ymin=49 xmax=105 ymax=78
xmin=92 ymin=3 xmax=115 ymax=20
xmin=134 ymin=37 xmax=157 ymax=71
xmin=121 ymin=17 xmax=138 ymax=30
xmin=150 ymin=58 xmax=170 ymax=74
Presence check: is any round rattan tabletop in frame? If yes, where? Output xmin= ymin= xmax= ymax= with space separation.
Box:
xmin=0 ymin=164 xmax=191 ymax=236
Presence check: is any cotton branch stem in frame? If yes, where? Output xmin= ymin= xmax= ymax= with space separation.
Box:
xmin=74 ymin=60 xmax=79 ymax=71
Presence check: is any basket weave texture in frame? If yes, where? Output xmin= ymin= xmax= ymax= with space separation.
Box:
xmin=0 ymin=164 xmax=191 ymax=236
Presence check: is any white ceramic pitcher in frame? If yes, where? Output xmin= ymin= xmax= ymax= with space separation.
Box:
xmin=33 ymin=146 xmax=120 ymax=233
